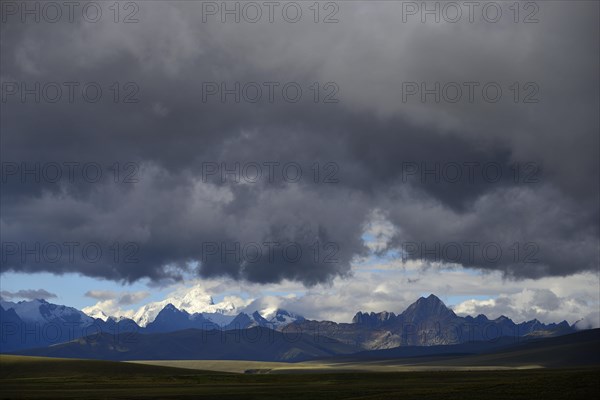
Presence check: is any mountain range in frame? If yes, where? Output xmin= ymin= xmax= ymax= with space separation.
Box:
xmin=291 ymin=294 xmax=573 ymax=348
xmin=0 ymin=297 xmax=306 ymax=352
xmin=0 ymin=294 xmax=578 ymax=359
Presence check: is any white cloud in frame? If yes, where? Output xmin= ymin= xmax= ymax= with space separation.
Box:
xmin=84 ymin=290 xmax=118 ymax=301
xmin=237 ymin=266 xmax=600 ymax=325
xmin=82 ymin=257 xmax=599 ymax=327
xmin=363 ymin=209 xmax=397 ymax=253
xmin=82 ymin=290 xmax=151 ymax=321
xmin=453 ymin=287 xmax=600 ymax=327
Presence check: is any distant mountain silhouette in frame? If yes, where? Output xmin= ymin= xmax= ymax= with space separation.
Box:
xmin=333 ymin=329 xmax=600 ymax=368
xmin=0 ymin=294 xmax=577 ymax=354
xmin=13 ymin=327 xmax=361 ymax=362
xmin=144 ymin=304 xmax=220 ymax=333
xmin=10 ymin=324 xmax=598 ymax=365
xmin=292 ymin=294 xmax=574 ymax=348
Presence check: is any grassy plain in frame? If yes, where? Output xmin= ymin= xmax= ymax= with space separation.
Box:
xmin=1 ymin=355 xmax=599 ymax=399
xmin=128 ymin=358 xmax=542 ymax=374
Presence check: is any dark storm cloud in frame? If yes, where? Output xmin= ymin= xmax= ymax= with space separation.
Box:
xmin=0 ymin=1 xmax=598 ymax=284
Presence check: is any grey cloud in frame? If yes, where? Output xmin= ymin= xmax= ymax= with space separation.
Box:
xmin=575 ymin=311 xmax=600 ymax=330
xmin=84 ymin=290 xmax=118 ymax=301
xmin=532 ymin=289 xmax=561 ymax=312
xmin=0 ymin=1 xmax=597 ymax=284
xmin=453 ymin=288 xmax=596 ymax=325
xmin=84 ymin=290 xmax=149 ymax=305
xmin=0 ymin=289 xmax=57 ymax=301
xmin=118 ymin=292 xmax=150 ymax=306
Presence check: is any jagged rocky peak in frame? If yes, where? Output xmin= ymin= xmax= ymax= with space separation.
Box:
xmin=494 ymin=315 xmax=514 ymax=323
xmin=252 ymin=311 xmax=269 ymax=324
xmin=401 ymin=294 xmax=456 ymax=322
xmin=352 ymin=311 xmax=367 ymax=324
xmin=352 ymin=310 xmax=396 ymax=326
xmin=352 ymin=295 xmax=457 ymax=326
xmin=154 ymin=304 xmax=191 ymax=320
xmin=416 ymin=294 xmax=446 ymax=307
xmin=268 ymin=309 xmax=305 ymax=325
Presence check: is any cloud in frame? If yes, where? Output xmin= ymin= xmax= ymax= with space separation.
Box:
xmin=0 ymin=289 xmax=57 ymax=301
xmin=575 ymin=312 xmax=600 ymax=330
xmin=84 ymin=290 xmax=149 ymax=305
xmin=71 ymin=244 xmax=599 ymax=326
xmin=0 ymin=1 xmax=597 ymax=285
xmin=453 ymin=288 xmax=600 ymax=327
xmin=149 ymin=267 xmax=598 ymax=326
xmin=118 ymin=292 xmax=151 ymax=306
xmin=82 ymin=290 xmax=151 ymax=321
xmin=84 ymin=290 xmax=118 ymax=301
xmin=84 ymin=283 xmax=251 ymax=325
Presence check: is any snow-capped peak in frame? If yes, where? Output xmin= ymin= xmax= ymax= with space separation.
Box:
xmin=80 ymin=285 xmax=251 ymax=327
xmin=259 ymin=308 xmax=304 ymax=327
xmin=84 ymin=307 xmax=109 ymax=321
xmin=130 ymin=286 xmax=237 ymax=327
xmin=2 ymin=299 xmax=94 ymax=326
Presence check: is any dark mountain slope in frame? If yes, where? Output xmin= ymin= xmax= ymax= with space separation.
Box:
xmin=13 ymin=326 xmax=361 ymax=362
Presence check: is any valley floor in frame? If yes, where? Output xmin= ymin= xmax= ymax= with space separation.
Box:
xmin=128 ymin=359 xmax=543 ymax=374
xmin=1 ymin=355 xmax=599 ymax=399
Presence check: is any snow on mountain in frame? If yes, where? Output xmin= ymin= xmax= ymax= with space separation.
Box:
xmin=81 ymin=300 xmax=135 ymax=322
xmin=80 ymin=285 xmax=247 ymax=327
xmin=2 ymin=299 xmax=94 ymax=326
xmin=130 ymin=286 xmax=237 ymax=327
xmin=0 ymin=300 xmax=17 ymax=311
xmin=83 ymin=307 xmax=110 ymax=321
xmin=221 ymin=309 xmax=304 ymax=330
xmin=259 ymin=308 xmax=305 ymax=328
xmin=201 ymin=312 xmax=237 ymax=326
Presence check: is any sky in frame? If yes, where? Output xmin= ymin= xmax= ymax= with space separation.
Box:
xmin=0 ymin=1 xmax=599 ymax=327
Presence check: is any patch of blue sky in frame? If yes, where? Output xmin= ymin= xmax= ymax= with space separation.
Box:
xmin=0 ymin=271 xmax=164 ymax=310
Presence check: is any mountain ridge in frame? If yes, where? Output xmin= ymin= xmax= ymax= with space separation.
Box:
xmin=0 ymin=294 xmax=579 ymax=352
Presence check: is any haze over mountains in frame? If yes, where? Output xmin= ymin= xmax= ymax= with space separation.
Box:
xmin=0 ymin=294 xmax=580 ymax=358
